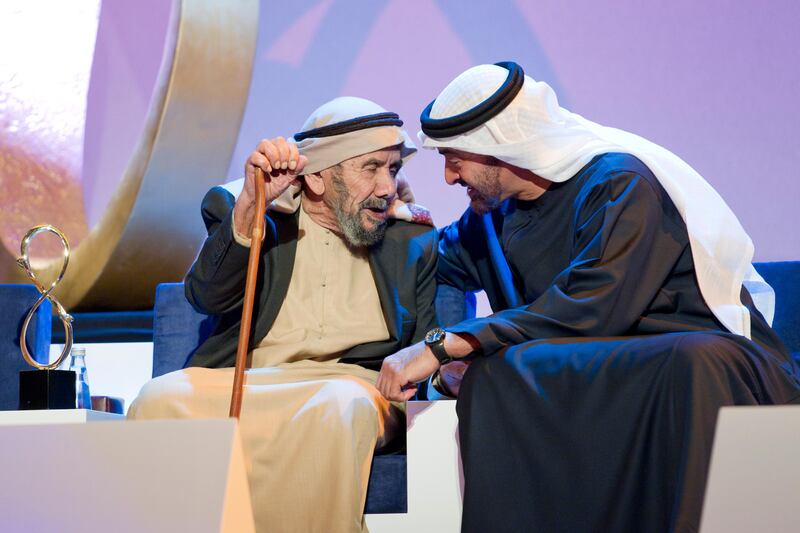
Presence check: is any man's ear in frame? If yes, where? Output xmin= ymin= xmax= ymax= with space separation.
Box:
xmin=303 ymin=172 xmax=326 ymax=196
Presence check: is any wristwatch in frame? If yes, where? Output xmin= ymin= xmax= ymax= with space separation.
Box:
xmin=425 ymin=327 xmax=453 ymax=365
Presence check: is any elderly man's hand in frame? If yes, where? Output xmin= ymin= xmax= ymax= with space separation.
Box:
xmin=438 ymin=360 xmax=470 ymax=397
xmin=377 ymin=341 xmax=440 ymax=401
xmin=395 ymin=170 xmax=415 ymax=203
xmin=234 ymin=137 xmax=308 ymax=238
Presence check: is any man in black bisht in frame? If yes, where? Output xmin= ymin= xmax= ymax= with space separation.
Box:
xmin=375 ymin=62 xmax=800 ymax=532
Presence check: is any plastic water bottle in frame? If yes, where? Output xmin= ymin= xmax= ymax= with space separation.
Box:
xmin=68 ymin=346 xmax=92 ymax=409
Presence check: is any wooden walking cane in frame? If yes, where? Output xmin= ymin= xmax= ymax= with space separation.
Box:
xmin=229 ymin=166 xmax=268 ymax=418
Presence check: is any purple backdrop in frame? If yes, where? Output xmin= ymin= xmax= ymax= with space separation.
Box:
xmin=83 ymin=0 xmax=172 ymax=228
xmin=227 ymin=0 xmax=799 ymax=261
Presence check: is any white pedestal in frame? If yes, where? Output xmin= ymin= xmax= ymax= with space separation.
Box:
xmin=700 ymin=406 xmax=800 ymax=533
xmin=0 ymin=418 xmax=254 ymax=532
xmin=366 ymin=400 xmax=463 ymax=533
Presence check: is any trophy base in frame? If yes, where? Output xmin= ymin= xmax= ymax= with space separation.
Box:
xmin=19 ymin=370 xmax=76 ymax=410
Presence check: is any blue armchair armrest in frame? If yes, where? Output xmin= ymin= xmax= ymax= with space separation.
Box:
xmin=754 ymin=261 xmax=800 ymax=360
xmin=0 ymin=284 xmax=52 ymax=410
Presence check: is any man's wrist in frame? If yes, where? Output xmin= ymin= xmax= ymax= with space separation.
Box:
xmin=443 ymin=332 xmax=480 ymax=359
xmin=231 ymin=206 xmax=255 ymax=247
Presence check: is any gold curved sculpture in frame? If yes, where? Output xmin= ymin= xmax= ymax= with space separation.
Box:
xmin=2 ymin=0 xmax=259 ymax=310
xmin=17 ymin=225 xmax=74 ymax=369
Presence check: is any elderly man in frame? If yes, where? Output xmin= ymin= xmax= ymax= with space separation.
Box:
xmin=130 ymin=97 xmax=438 ymax=532
xmin=377 ymin=63 xmax=800 ymax=532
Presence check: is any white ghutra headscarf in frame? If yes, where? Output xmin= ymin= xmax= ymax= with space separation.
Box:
xmin=419 ymin=63 xmax=773 ymax=338
xmin=224 ymin=96 xmax=433 ymax=226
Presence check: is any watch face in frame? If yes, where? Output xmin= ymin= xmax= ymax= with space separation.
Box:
xmin=425 ymin=328 xmax=446 ymax=344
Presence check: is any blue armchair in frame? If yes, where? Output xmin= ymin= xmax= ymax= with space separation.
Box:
xmin=753 ymin=261 xmax=800 ymax=360
xmin=0 ymin=285 xmax=52 ymax=410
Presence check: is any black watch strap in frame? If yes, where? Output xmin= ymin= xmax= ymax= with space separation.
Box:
xmin=429 ymin=337 xmax=453 ymax=365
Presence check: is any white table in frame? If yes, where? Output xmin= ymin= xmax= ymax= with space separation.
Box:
xmin=0 ymin=417 xmax=253 ymax=532
xmin=0 ymin=408 xmax=123 ymax=425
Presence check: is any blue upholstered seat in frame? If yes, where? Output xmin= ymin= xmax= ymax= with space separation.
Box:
xmin=754 ymin=261 xmax=800 ymax=361
xmin=151 ymin=283 xmax=406 ymax=513
xmin=0 ymin=284 xmax=52 ymax=410
xmin=51 ymin=310 xmax=154 ymax=344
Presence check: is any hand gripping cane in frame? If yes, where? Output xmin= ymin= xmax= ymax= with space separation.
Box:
xmin=229 ymin=166 xmax=267 ymax=418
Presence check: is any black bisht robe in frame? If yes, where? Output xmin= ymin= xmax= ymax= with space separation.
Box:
xmin=437 ymin=153 xmax=800 ymax=532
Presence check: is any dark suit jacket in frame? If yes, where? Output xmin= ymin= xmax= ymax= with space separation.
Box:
xmin=183 ymin=186 xmax=439 ymax=371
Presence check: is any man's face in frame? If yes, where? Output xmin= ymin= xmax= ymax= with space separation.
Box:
xmin=439 ymin=148 xmax=504 ymax=214
xmin=322 ymin=147 xmax=401 ymax=247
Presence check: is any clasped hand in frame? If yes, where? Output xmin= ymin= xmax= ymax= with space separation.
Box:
xmin=376 ymin=341 xmax=441 ymax=401
xmin=377 ymin=332 xmax=478 ymax=401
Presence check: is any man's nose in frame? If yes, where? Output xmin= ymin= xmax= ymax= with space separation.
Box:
xmin=444 ymin=166 xmax=460 ymax=186
xmin=374 ymin=169 xmax=397 ymax=199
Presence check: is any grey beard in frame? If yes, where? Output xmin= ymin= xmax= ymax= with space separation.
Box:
xmin=337 ymin=209 xmax=387 ymax=247
xmin=330 ymin=174 xmax=388 ymax=247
